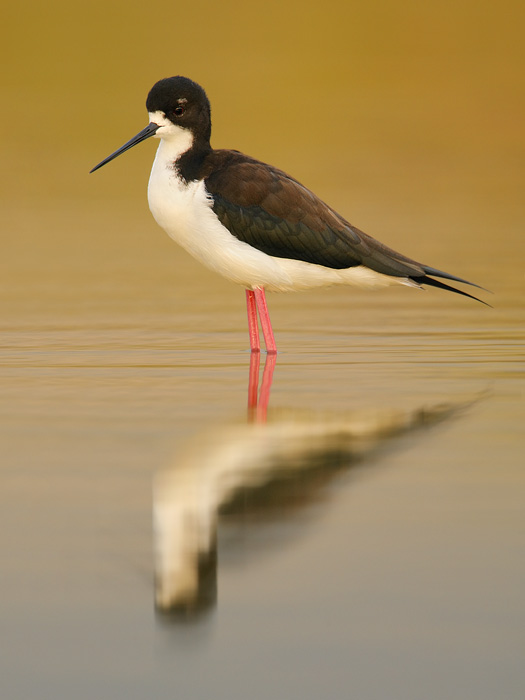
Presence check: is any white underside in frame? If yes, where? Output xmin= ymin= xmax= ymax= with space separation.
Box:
xmin=147 ymin=119 xmax=417 ymax=293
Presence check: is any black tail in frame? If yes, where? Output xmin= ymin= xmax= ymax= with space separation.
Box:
xmin=415 ymin=266 xmax=491 ymax=306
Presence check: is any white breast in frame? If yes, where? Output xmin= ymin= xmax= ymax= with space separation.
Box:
xmin=147 ymin=136 xmax=413 ymax=293
xmin=147 ymin=139 xmax=293 ymax=290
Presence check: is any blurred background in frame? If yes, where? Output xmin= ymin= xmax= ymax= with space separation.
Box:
xmin=1 ymin=0 xmax=524 ymax=698
xmin=3 ymin=0 xmax=524 ymax=296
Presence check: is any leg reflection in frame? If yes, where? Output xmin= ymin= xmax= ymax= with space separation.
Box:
xmin=247 ymin=351 xmax=260 ymax=412
xmin=247 ymin=351 xmax=276 ymax=422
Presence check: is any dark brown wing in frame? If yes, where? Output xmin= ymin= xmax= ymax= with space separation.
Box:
xmin=202 ymin=150 xmax=423 ymax=276
xmin=201 ymin=150 xmax=486 ymax=302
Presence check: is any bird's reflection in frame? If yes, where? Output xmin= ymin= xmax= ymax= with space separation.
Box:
xmin=154 ymin=353 xmax=470 ymax=620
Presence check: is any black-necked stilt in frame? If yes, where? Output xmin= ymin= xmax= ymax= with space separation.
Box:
xmin=91 ymin=76 xmax=486 ymax=353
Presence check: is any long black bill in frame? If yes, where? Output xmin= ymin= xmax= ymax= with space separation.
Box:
xmin=90 ymin=122 xmax=160 ymax=173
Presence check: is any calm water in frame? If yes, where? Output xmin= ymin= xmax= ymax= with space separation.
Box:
xmin=2 ymin=1 xmax=525 ymax=697
xmin=2 ymin=230 xmax=524 ymax=699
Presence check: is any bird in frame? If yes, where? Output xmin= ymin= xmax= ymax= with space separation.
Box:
xmin=90 ymin=76 xmax=486 ymax=354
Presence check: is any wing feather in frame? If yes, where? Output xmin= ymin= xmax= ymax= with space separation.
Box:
xmin=201 ymin=150 xmax=485 ymax=301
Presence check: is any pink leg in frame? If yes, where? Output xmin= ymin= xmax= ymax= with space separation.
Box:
xmin=245 ymin=290 xmax=260 ymax=352
xmin=253 ymin=288 xmax=277 ymax=354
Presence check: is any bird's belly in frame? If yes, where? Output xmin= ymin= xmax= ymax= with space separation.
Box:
xmin=147 ymin=169 xmax=292 ymax=289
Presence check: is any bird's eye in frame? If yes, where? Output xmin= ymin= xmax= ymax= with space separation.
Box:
xmin=173 ymin=105 xmax=185 ymax=117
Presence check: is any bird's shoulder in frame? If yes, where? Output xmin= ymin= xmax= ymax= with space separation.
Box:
xmin=201 ymin=149 xmax=349 ymax=233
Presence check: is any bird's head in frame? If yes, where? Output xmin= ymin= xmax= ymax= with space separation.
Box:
xmin=90 ymin=76 xmax=211 ymax=173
